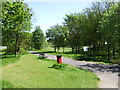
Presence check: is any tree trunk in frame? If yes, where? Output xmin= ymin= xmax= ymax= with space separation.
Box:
xmin=113 ymin=48 xmax=115 ymax=59
xmin=15 ymin=45 xmax=17 ymax=57
xmin=75 ymin=45 xmax=78 ymax=54
xmin=93 ymin=45 xmax=95 ymax=57
xmin=107 ymin=44 xmax=110 ymax=61
xmin=57 ymin=47 xmax=60 ymax=52
xmin=72 ymin=47 xmax=74 ymax=54
xmin=15 ymin=32 xmax=18 ymax=57
xmin=54 ymin=46 xmax=56 ymax=52
xmin=63 ymin=47 xmax=65 ymax=53
xmin=98 ymin=43 xmax=100 ymax=53
xmin=78 ymin=46 xmax=80 ymax=54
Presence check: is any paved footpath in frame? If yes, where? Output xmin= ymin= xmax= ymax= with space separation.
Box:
xmin=29 ymin=51 xmax=119 ymax=88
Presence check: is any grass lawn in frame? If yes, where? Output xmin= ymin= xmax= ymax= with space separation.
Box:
xmin=36 ymin=48 xmax=119 ymax=65
xmin=35 ymin=49 xmax=80 ymax=59
xmin=1 ymin=55 xmax=20 ymax=67
xmin=1 ymin=54 xmax=99 ymax=88
xmin=36 ymin=49 xmax=113 ymax=65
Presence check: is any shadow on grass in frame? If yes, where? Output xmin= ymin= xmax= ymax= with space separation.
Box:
xmin=48 ymin=63 xmax=69 ymax=71
xmin=1 ymin=55 xmax=16 ymax=59
xmin=37 ymin=57 xmax=55 ymax=62
xmin=30 ymin=51 xmax=119 ymax=64
xmin=1 ymin=54 xmax=21 ymax=66
xmin=2 ymin=80 xmax=14 ymax=88
xmin=31 ymin=51 xmax=54 ymax=54
xmin=76 ymin=56 xmax=120 ymax=64
xmin=75 ymin=56 xmax=120 ymax=64
xmin=0 ymin=53 xmax=16 ymax=59
xmin=37 ymin=57 xmax=48 ymax=60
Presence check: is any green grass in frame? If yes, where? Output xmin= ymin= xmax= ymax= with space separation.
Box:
xmin=35 ymin=49 xmax=80 ymax=59
xmin=0 ymin=55 xmax=20 ymax=67
xmin=36 ymin=48 xmax=119 ymax=65
xmin=41 ymin=46 xmax=72 ymax=52
xmin=36 ymin=50 xmax=111 ymax=65
xmin=0 ymin=51 xmax=30 ymax=67
xmin=48 ymin=52 xmax=80 ymax=59
xmin=1 ymin=81 xmax=14 ymax=88
xmin=2 ymin=54 xmax=99 ymax=88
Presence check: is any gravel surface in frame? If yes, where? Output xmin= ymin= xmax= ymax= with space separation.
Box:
xmin=29 ymin=51 xmax=119 ymax=88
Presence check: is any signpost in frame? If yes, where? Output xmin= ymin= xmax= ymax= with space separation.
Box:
xmin=83 ymin=46 xmax=88 ymax=51
xmin=0 ymin=46 xmax=7 ymax=50
xmin=83 ymin=46 xmax=88 ymax=57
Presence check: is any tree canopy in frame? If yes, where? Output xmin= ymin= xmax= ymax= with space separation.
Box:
xmin=2 ymin=0 xmax=33 ymax=56
xmin=46 ymin=1 xmax=120 ymax=61
xmin=32 ymin=26 xmax=45 ymax=50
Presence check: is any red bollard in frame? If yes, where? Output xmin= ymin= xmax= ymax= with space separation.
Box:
xmin=56 ymin=55 xmax=62 ymax=63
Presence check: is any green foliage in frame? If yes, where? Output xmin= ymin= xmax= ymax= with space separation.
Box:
xmin=2 ymin=0 xmax=33 ymax=56
xmin=19 ymin=32 xmax=33 ymax=50
xmin=46 ymin=1 xmax=120 ymax=63
xmin=32 ymin=26 xmax=45 ymax=50
xmin=100 ymin=2 xmax=120 ymax=61
xmin=46 ymin=25 xmax=68 ymax=52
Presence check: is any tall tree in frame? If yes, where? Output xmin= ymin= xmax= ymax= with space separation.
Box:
xmin=100 ymin=2 xmax=120 ymax=61
xmin=46 ymin=25 xmax=68 ymax=52
xmin=64 ymin=13 xmax=85 ymax=53
xmin=80 ymin=1 xmax=114 ymax=56
xmin=2 ymin=0 xmax=33 ymax=56
xmin=19 ymin=32 xmax=33 ymax=51
xmin=32 ymin=26 xmax=45 ymax=50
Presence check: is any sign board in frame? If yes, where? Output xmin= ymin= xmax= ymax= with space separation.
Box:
xmin=83 ymin=46 xmax=88 ymax=51
xmin=0 ymin=46 xmax=7 ymax=50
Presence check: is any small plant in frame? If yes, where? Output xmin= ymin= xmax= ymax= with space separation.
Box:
xmin=50 ymin=63 xmax=68 ymax=70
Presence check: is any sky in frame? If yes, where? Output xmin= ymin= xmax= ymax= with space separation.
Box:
xmin=24 ymin=1 xmax=93 ymax=34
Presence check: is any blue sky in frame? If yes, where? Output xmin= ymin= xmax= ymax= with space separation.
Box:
xmin=24 ymin=1 xmax=92 ymax=34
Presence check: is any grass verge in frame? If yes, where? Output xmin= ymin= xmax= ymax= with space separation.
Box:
xmin=1 ymin=55 xmax=20 ymax=67
xmin=0 ymin=51 xmax=30 ymax=67
xmin=2 ymin=54 xmax=99 ymax=88
xmin=35 ymin=50 xmax=116 ymax=65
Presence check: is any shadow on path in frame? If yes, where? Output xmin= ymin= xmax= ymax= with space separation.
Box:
xmin=29 ymin=51 xmax=54 ymax=54
xmin=77 ymin=63 xmax=119 ymax=73
xmin=30 ymin=52 xmax=41 ymax=54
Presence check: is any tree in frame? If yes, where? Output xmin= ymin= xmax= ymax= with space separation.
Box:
xmin=63 ymin=1 xmax=116 ymax=57
xmin=32 ymin=26 xmax=45 ymax=50
xmin=46 ymin=25 xmax=68 ymax=52
xmin=19 ymin=32 xmax=33 ymax=51
xmin=64 ymin=13 xmax=86 ymax=53
xmin=100 ymin=2 xmax=120 ymax=61
xmin=2 ymin=0 xmax=33 ymax=56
